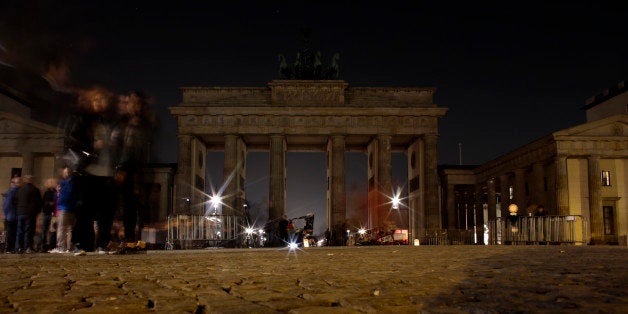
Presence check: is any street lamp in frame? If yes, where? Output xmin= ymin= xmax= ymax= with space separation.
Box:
xmin=210 ymin=195 xmax=222 ymax=210
xmin=508 ymin=204 xmax=519 ymax=234
xmin=391 ymin=194 xmax=400 ymax=210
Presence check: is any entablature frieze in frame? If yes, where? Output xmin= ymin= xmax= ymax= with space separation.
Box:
xmin=178 ymin=81 xmax=439 ymax=108
xmin=556 ymin=138 xmax=628 ymax=157
xmin=175 ymin=111 xmax=443 ymax=136
xmin=475 ymin=139 xmax=557 ymax=183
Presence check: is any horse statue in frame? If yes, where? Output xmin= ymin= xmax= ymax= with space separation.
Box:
xmin=278 ymin=53 xmax=293 ymax=79
xmin=324 ymin=52 xmax=340 ymax=79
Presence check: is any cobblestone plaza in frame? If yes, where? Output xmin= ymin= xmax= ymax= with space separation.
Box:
xmin=0 ymin=245 xmax=626 ymax=313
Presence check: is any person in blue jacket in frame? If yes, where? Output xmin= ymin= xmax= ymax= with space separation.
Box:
xmin=2 ymin=176 xmax=20 ymax=254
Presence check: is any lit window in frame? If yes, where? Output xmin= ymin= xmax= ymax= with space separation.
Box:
xmin=508 ymin=186 xmax=514 ymax=200
xmin=601 ymin=171 xmax=611 ymax=186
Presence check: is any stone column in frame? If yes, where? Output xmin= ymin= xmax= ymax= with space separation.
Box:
xmin=588 ymin=155 xmax=603 ymax=243
xmin=406 ymin=138 xmax=424 ymax=242
xmin=532 ymin=162 xmax=546 ymax=207
xmin=175 ymin=135 xmax=193 ymax=214
xmin=328 ymin=135 xmax=346 ymax=246
xmin=424 ymin=134 xmax=440 ymax=229
xmin=446 ymin=183 xmax=456 ymax=229
xmin=514 ymin=168 xmax=526 ymax=215
xmin=223 ymin=135 xmax=238 ymax=215
xmin=499 ymin=174 xmax=510 ymax=218
xmin=555 ymin=156 xmax=569 ymax=215
xmin=20 ymin=151 xmax=34 ymax=176
xmin=377 ymin=134 xmax=392 ymax=230
xmin=474 ymin=184 xmax=483 ymax=242
xmin=487 ymin=178 xmax=497 ymax=222
xmin=269 ymin=135 xmax=286 ymax=222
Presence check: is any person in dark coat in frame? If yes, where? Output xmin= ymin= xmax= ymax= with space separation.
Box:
xmin=64 ymin=87 xmax=118 ymax=253
xmin=111 ymin=91 xmax=153 ymax=245
xmin=14 ymin=175 xmax=42 ymax=254
xmin=40 ymin=178 xmax=58 ymax=252
xmin=278 ymin=214 xmax=289 ymax=245
xmin=2 ymin=176 xmax=20 ymax=253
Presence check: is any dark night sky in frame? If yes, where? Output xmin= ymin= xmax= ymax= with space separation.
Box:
xmin=1 ymin=1 xmax=626 ymax=233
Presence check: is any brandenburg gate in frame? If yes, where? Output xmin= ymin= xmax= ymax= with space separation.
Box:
xmin=170 ymin=80 xmax=447 ymax=245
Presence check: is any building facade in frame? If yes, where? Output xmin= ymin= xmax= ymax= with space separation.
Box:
xmin=440 ymin=81 xmax=627 ymax=245
xmin=0 ymin=86 xmax=65 ymax=202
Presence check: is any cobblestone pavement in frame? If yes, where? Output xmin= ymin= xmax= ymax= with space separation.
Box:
xmin=0 ymin=245 xmax=626 ymax=313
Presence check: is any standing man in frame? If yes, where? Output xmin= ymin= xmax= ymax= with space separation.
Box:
xmin=112 ymin=91 xmax=153 ymax=247
xmin=64 ymin=87 xmax=118 ymax=254
xmin=14 ymin=175 xmax=42 ymax=254
xmin=2 ymin=176 xmax=20 ymax=253
xmin=40 ymin=178 xmax=58 ymax=252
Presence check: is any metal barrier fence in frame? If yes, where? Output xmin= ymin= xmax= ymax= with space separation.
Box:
xmin=488 ymin=215 xmax=588 ymax=245
xmin=166 ymin=214 xmax=246 ymax=249
xmin=417 ymin=229 xmax=476 ymax=245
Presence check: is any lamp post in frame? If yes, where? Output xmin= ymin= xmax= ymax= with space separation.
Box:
xmin=507 ymin=204 xmax=519 ymax=239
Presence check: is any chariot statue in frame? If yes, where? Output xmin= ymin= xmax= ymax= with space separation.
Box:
xmin=278 ymin=29 xmax=340 ymax=80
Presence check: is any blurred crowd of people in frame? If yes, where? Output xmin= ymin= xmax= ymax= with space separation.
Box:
xmin=2 ymin=87 xmax=153 ymax=254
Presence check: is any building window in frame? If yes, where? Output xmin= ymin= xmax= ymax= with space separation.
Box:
xmin=543 ymin=177 xmax=548 ymax=192
xmin=603 ymin=206 xmax=615 ymax=235
xmin=508 ymin=186 xmax=514 ymax=200
xmin=11 ymin=168 xmax=22 ymax=178
xmin=601 ymin=171 xmax=611 ymax=186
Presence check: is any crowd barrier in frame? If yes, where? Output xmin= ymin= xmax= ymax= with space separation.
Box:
xmin=166 ymin=214 xmax=246 ymax=249
xmin=488 ymin=215 xmax=588 ymax=245
xmin=416 ymin=229 xmax=476 ymax=245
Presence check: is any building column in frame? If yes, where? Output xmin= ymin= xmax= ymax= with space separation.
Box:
xmin=424 ymin=134 xmax=440 ymax=229
xmin=499 ymin=174 xmax=510 ymax=218
xmin=588 ymin=155 xmax=603 ymax=243
xmin=223 ymin=135 xmax=237 ymax=215
xmin=474 ymin=184 xmax=483 ymax=242
xmin=532 ymin=162 xmax=546 ymax=207
xmin=556 ymin=156 xmax=569 ymax=215
xmin=446 ymin=183 xmax=456 ymax=229
xmin=20 ymin=151 xmax=34 ymax=176
xmin=406 ymin=138 xmax=424 ymax=242
xmin=268 ymin=135 xmax=286 ymax=223
xmin=377 ymin=134 xmax=392 ymax=230
xmin=327 ymin=135 xmax=346 ymax=246
xmin=175 ymin=135 xmax=193 ymax=214
xmin=514 ymin=168 xmax=526 ymax=215
xmin=487 ymin=178 xmax=497 ymax=222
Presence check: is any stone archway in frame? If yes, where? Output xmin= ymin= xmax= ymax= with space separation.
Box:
xmin=170 ymin=80 xmax=447 ymax=245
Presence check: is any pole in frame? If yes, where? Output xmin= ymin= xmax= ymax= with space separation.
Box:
xmin=458 ymin=142 xmax=463 ymax=165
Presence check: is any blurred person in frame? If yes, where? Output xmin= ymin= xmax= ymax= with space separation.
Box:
xmin=50 ymin=166 xmax=77 ymax=253
xmin=63 ymin=86 xmax=118 ymax=254
xmin=14 ymin=175 xmax=42 ymax=254
xmin=40 ymin=178 xmax=57 ymax=252
xmin=278 ymin=214 xmax=289 ymax=245
xmin=2 ymin=176 xmax=20 ymax=253
xmin=111 ymin=91 xmax=153 ymax=248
